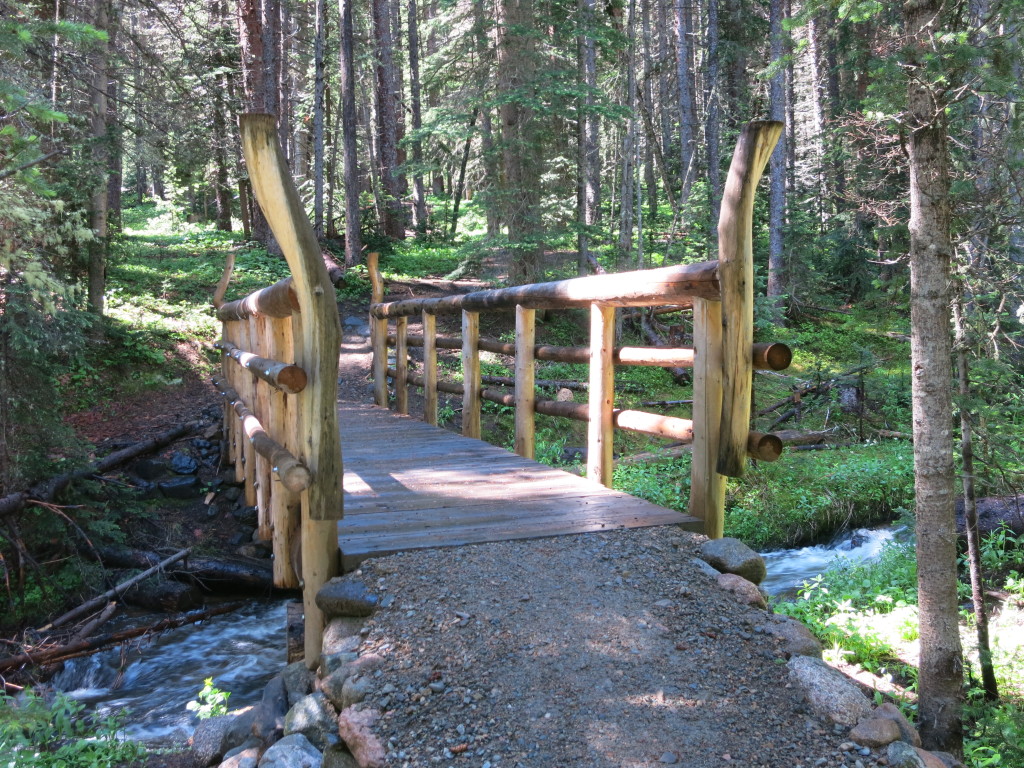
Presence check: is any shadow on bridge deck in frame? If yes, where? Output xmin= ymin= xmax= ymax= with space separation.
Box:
xmin=337 ymin=401 xmax=702 ymax=571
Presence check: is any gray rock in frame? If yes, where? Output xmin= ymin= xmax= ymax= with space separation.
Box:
xmin=759 ymin=615 xmax=823 ymax=658
xmin=283 ymin=692 xmax=338 ymax=751
xmin=848 ymin=717 xmax=902 ymax=748
xmin=930 ymin=751 xmax=966 ymax=768
xmin=220 ymin=738 xmax=262 ymax=768
xmin=339 ymin=675 xmax=373 ymax=709
xmin=223 ymin=707 xmax=259 ymax=754
xmin=132 ymin=458 xmax=167 ymax=480
xmin=874 ymin=702 xmax=922 ymax=747
xmin=170 ymin=451 xmax=199 ymax=474
xmin=258 ymin=734 xmax=323 ymax=768
xmin=191 ymin=714 xmax=235 ymax=766
xmin=322 ymin=745 xmax=360 ymax=768
xmin=159 ymin=475 xmax=202 ymax=499
xmin=322 ymin=618 xmax=364 ymax=655
xmin=716 ymin=572 xmax=767 ymax=609
xmin=315 ymin=578 xmax=379 ymax=618
xmin=699 ymin=537 xmax=767 ymax=584
xmin=886 ymin=741 xmax=929 ymax=768
xmin=282 ymin=661 xmax=316 ymax=709
xmin=252 ymin=675 xmax=289 ymax=743
xmin=690 ymin=557 xmax=721 ymax=580
xmin=787 ymin=656 xmax=873 ymax=727
xmin=319 ymin=652 xmax=359 ymax=678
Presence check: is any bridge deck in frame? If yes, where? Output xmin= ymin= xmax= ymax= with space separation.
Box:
xmin=336 ymin=402 xmax=702 ymax=570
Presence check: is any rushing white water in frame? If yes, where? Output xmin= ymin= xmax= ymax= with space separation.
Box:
xmin=760 ymin=526 xmax=901 ymax=595
xmin=51 ymin=600 xmax=287 ymax=744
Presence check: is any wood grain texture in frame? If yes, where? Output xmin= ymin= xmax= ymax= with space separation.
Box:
xmin=690 ymin=297 xmax=727 ymax=538
xmin=514 ymin=306 xmax=536 ymax=458
xmin=422 ymin=312 xmax=438 ymax=425
xmin=587 ymin=304 xmax=615 ymax=486
xmin=461 ymin=311 xmax=481 ymax=439
xmin=336 ymin=401 xmax=700 ymax=571
xmin=716 ymin=120 xmax=782 ymax=477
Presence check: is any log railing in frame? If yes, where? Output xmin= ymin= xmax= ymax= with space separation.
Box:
xmin=212 ymin=114 xmax=342 ymax=668
xmin=367 ymin=121 xmax=785 ymax=538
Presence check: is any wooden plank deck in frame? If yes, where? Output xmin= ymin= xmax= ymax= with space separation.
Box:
xmin=337 ymin=401 xmax=702 ymax=570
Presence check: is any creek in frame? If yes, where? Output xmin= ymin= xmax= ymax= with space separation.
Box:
xmin=51 ymin=526 xmax=898 ymax=742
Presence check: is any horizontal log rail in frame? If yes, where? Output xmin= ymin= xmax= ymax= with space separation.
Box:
xmin=387 ymin=333 xmax=791 ymax=371
xmin=212 ymin=375 xmax=310 ymax=492
xmin=371 ymin=261 xmax=720 ymax=318
xmin=215 ymin=341 xmax=308 ymax=394
xmin=217 ymin=276 xmax=300 ymax=322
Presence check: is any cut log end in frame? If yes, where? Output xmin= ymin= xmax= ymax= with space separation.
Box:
xmin=277 ymin=365 xmax=309 ymax=394
xmin=747 ymin=432 xmax=784 ymax=462
xmin=753 ymin=342 xmax=792 ymax=371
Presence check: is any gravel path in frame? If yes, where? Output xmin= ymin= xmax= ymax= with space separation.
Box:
xmin=349 ymin=529 xmax=869 ymax=768
xmin=333 ymin=302 xmax=873 ymax=768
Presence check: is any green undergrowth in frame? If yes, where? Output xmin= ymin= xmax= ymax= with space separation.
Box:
xmin=773 ymin=526 xmax=1024 ymax=768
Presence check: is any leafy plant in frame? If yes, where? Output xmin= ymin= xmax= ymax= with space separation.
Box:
xmin=186 ymin=677 xmax=231 ymax=720
xmin=0 ymin=689 xmax=145 ymax=768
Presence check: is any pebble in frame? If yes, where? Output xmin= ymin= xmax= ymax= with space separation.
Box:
xmin=659 ymin=752 xmax=679 ymax=764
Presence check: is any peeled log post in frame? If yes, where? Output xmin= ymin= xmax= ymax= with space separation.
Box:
xmin=240 ymin=114 xmax=342 ymax=666
xmin=588 ymin=304 xmax=616 ymax=486
xmin=212 ymin=375 xmax=311 ymax=492
xmin=369 ymin=252 xmax=388 ymax=408
xmin=717 ymin=121 xmax=783 ymax=477
xmin=690 ymin=297 xmax=727 ymax=538
xmin=514 ymin=306 xmax=536 ymax=458
xmin=462 ymin=311 xmax=481 ymax=439
xmin=217 ymin=341 xmax=308 ymax=394
xmin=217 ymin=276 xmax=300 ymax=321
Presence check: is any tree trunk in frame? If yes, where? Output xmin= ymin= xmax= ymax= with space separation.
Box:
xmin=497 ymin=0 xmax=543 ymax=284
xmin=373 ymin=0 xmax=407 ymax=239
xmin=408 ymin=0 xmax=428 ymax=234
xmin=87 ymin=0 xmax=111 ymax=318
xmin=675 ymin=0 xmax=696 ymax=208
xmin=105 ymin=77 xmax=121 ymax=234
xmin=577 ymin=0 xmax=600 ymax=275
xmin=766 ymin=0 xmax=786 ymax=303
xmin=905 ymin=0 xmax=964 ymax=751
xmin=312 ymin=0 xmax=327 ymax=238
xmin=617 ymin=0 xmax=638 ymax=259
xmin=339 ymin=0 xmax=362 ymax=265
xmin=954 ymin=299 xmax=999 ymax=701
xmin=704 ymin=0 xmax=721 ymax=252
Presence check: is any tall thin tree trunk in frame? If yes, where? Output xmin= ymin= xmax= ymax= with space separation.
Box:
xmin=408 ymin=0 xmax=427 ymax=233
xmin=87 ymin=0 xmax=111 ymax=318
xmin=618 ymin=0 xmax=637 ymax=258
xmin=578 ymin=0 xmax=600 ymax=275
xmin=373 ymin=0 xmax=406 ymax=239
xmin=905 ymin=0 xmax=964 ymax=752
xmin=675 ymin=0 xmax=696 ymax=208
xmin=954 ymin=297 xmax=999 ymax=702
xmin=339 ymin=0 xmax=362 ymax=265
xmin=766 ymin=0 xmax=786 ymax=303
xmin=704 ymin=0 xmax=721 ymax=251
xmin=312 ymin=0 xmax=327 ymax=238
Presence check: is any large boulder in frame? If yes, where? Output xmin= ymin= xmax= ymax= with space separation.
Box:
xmin=219 ymin=738 xmax=262 ymax=768
xmin=757 ymin=615 xmax=822 ymax=658
xmin=848 ymin=717 xmax=902 ymax=748
xmin=322 ymin=745 xmax=360 ymax=768
xmin=258 ymin=733 xmax=323 ymax=768
xmin=315 ymin=579 xmax=379 ymax=619
xmin=322 ymin=618 xmax=365 ymax=656
xmin=284 ymin=692 xmax=339 ymax=751
xmin=886 ymin=742 xmax=947 ymax=768
xmin=336 ymin=707 xmax=385 ymax=768
xmin=699 ymin=538 xmax=767 ymax=584
xmin=252 ymin=675 xmax=289 ymax=744
xmin=191 ymin=715 xmax=236 ymax=767
xmin=786 ymin=656 xmax=873 ymax=727
xmin=874 ymin=702 xmax=922 ymax=747
xmin=716 ymin=573 xmax=767 ymax=609
xmin=282 ymin=661 xmax=316 ymax=709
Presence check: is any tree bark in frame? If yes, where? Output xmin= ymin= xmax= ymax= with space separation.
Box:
xmin=497 ymin=0 xmax=543 ymax=284
xmin=905 ymin=0 xmax=964 ymax=750
xmin=618 ymin=0 xmax=638 ymax=259
xmin=766 ymin=0 xmax=786 ymax=303
xmin=87 ymin=0 xmax=111 ymax=317
xmin=704 ymin=0 xmax=721 ymax=251
xmin=312 ymin=0 xmax=327 ymax=238
xmin=373 ymin=0 xmax=407 ymax=239
xmin=339 ymin=0 xmax=363 ymax=265
xmin=408 ymin=0 xmax=428 ymax=233
xmin=577 ymin=0 xmax=600 ymax=275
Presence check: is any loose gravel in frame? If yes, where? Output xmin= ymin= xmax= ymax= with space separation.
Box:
xmin=349 ymin=526 xmax=883 ymax=768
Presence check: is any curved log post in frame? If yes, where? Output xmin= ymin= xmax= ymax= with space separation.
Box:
xmin=716 ymin=121 xmax=783 ymax=477
xmin=240 ymin=114 xmax=342 ymax=667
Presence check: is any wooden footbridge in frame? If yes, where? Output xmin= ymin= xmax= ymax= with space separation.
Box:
xmin=214 ymin=115 xmax=785 ymax=665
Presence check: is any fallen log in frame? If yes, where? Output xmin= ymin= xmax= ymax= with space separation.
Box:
xmin=877 ymin=429 xmax=912 ymax=440
xmin=39 ymin=547 xmax=192 ymax=633
xmin=0 ymin=602 xmax=245 ymax=673
xmin=637 ymin=312 xmax=690 ymax=385
xmin=0 ymin=422 xmax=201 ymax=520
xmin=91 ymin=546 xmax=275 ymax=590
xmin=756 ymin=361 xmax=877 ymax=417
xmin=771 ymin=429 xmax=838 ymax=446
